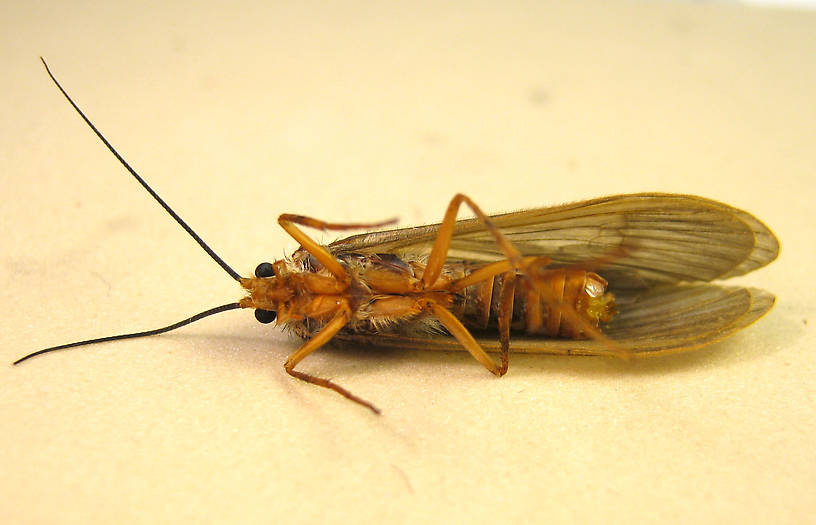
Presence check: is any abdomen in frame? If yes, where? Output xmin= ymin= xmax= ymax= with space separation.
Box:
xmin=458 ymin=267 xmax=617 ymax=338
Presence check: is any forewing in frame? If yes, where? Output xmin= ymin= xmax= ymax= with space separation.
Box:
xmin=332 ymin=284 xmax=775 ymax=357
xmin=328 ymin=193 xmax=779 ymax=288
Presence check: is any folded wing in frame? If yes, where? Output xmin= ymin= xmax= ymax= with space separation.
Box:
xmin=329 ymin=193 xmax=779 ymax=289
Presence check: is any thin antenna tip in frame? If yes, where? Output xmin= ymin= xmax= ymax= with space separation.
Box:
xmin=11 ymin=303 xmax=242 ymax=365
xmin=37 ymin=58 xmax=243 ymax=282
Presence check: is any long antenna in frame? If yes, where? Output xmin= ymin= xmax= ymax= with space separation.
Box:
xmin=14 ymin=60 xmax=250 ymax=365
xmin=39 ymin=57 xmax=243 ymax=282
xmin=14 ymin=303 xmax=242 ymax=364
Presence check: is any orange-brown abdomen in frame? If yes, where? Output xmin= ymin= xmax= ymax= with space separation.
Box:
xmin=461 ymin=267 xmax=616 ymax=338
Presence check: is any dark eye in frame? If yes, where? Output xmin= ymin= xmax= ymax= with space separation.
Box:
xmin=255 ymin=262 xmax=275 ymax=278
xmin=254 ymin=309 xmax=277 ymax=324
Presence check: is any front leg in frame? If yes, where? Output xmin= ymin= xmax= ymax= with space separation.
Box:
xmin=278 ymin=214 xmax=396 ymax=282
xmin=283 ymin=302 xmax=380 ymax=414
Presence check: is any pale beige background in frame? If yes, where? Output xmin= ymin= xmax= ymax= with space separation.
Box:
xmin=2 ymin=1 xmax=814 ymax=524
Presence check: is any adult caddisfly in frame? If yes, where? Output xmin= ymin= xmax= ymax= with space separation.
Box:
xmin=14 ymin=59 xmax=780 ymax=414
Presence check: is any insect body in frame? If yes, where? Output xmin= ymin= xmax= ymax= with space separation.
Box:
xmin=230 ymin=202 xmax=622 ymax=413
xmin=256 ymin=252 xmax=615 ymax=340
xmin=15 ymin=59 xmax=779 ymax=414
xmin=243 ymin=253 xmax=616 ymax=365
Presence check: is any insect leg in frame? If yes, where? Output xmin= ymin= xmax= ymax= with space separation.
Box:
xmin=421 ymin=194 xmax=525 ymax=288
xmin=496 ymin=271 xmax=516 ymax=375
xmin=448 ymin=260 xmax=535 ymax=374
xmin=283 ymin=304 xmax=380 ymax=414
xmin=447 ymin=256 xmax=547 ymax=292
xmin=425 ymin=300 xmax=504 ymax=376
xmin=278 ymin=214 xmax=395 ymax=282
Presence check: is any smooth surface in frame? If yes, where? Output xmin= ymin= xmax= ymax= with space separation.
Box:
xmin=2 ymin=2 xmax=814 ymax=523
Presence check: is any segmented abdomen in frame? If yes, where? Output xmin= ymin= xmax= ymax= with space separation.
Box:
xmin=457 ymin=266 xmax=616 ymax=338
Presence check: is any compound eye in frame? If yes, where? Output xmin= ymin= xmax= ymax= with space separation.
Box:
xmin=255 ymin=262 xmax=275 ymax=278
xmin=254 ymin=309 xmax=277 ymax=324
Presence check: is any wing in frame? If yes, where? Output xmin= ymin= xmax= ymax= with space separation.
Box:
xmin=328 ymin=193 xmax=779 ymax=289
xmin=332 ymin=284 xmax=775 ymax=357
